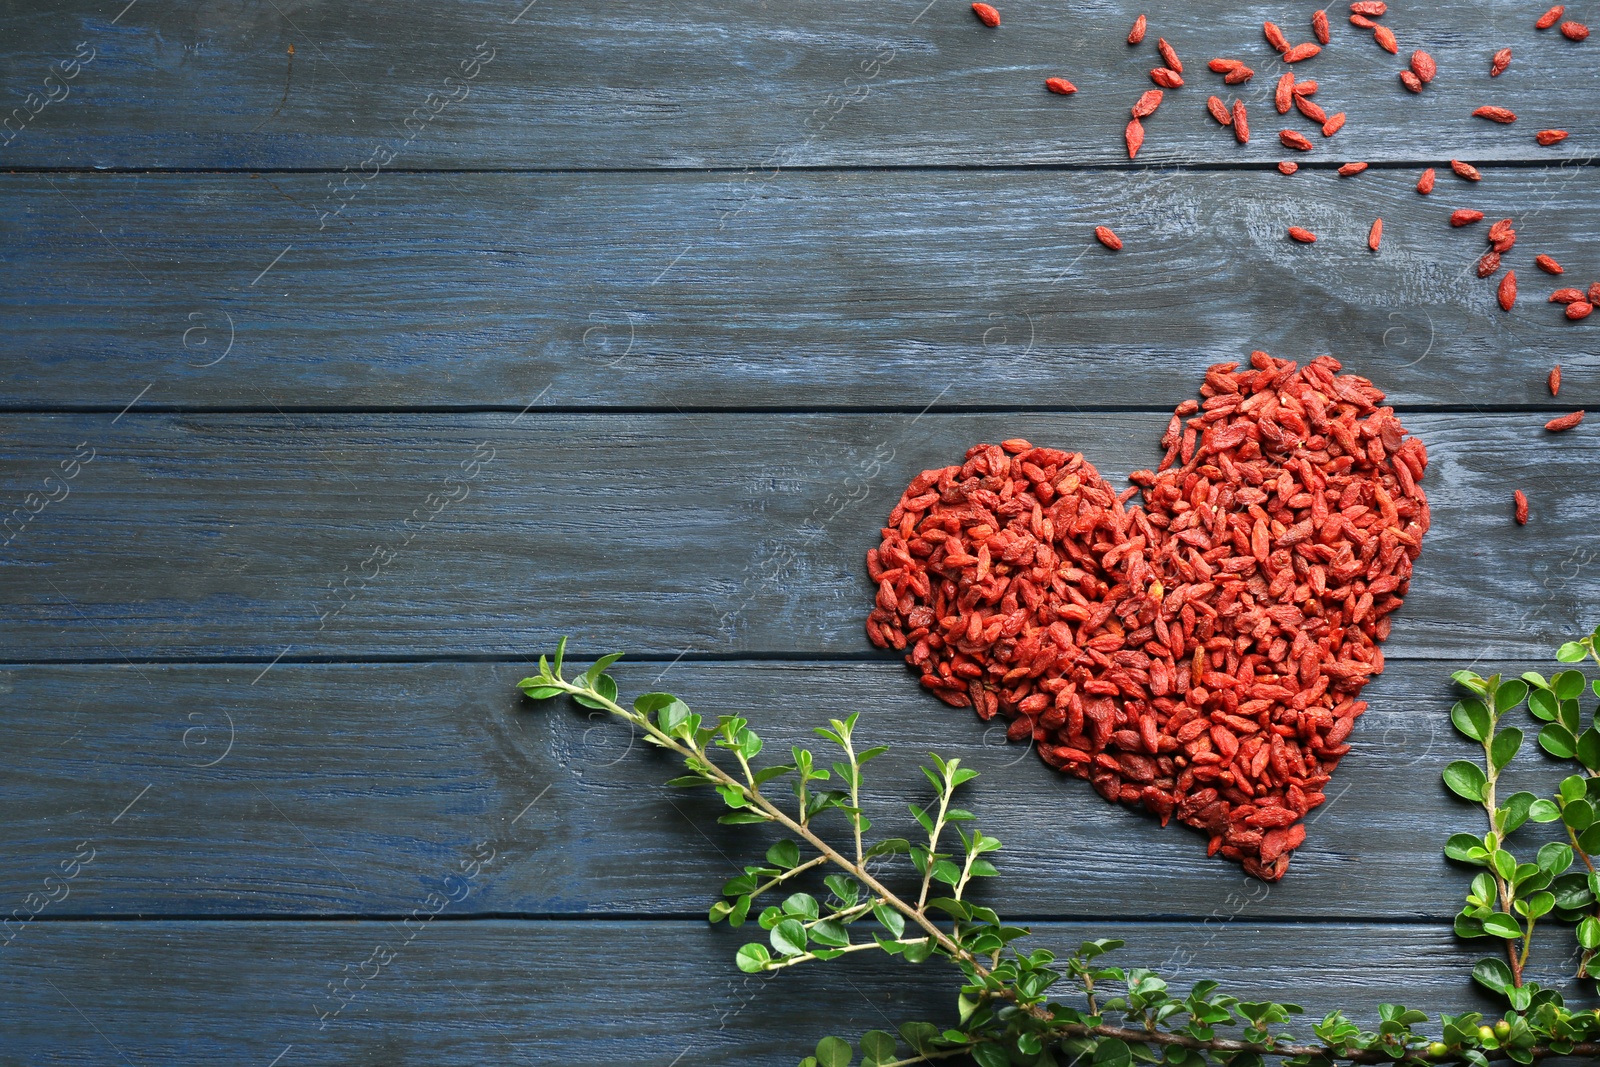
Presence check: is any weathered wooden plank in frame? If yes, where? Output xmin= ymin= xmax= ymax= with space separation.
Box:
xmin=3 ymin=169 xmax=1597 ymax=410
xmin=0 ymin=918 xmax=1567 ymax=1065
xmin=0 ymin=413 xmax=1593 ymax=660
xmin=1 ymin=0 xmax=1596 ymax=169
xmin=0 ymin=659 xmax=1574 ymax=919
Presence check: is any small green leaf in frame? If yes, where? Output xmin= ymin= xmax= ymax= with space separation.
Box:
xmin=1537 ymin=841 xmax=1574 ymax=875
xmin=771 ymin=918 xmax=808 ymax=957
xmin=873 ymin=902 xmax=906 ymax=937
xmin=860 ymin=1031 xmax=896 ymax=1065
xmin=664 ymin=773 xmax=711 ymax=788
xmin=518 ymin=685 xmax=564 ymax=700
xmin=717 ymin=811 xmax=773 ymax=825
xmin=1470 ymin=871 xmax=1495 ymax=904
xmin=1481 ymin=914 xmax=1523 ymax=939
xmin=1499 ymin=792 xmax=1536 ymax=835
xmin=1540 ymin=722 xmax=1578 ymax=759
xmin=1552 ymin=872 xmax=1595 ymax=910
xmin=656 ymin=699 xmax=696 ymax=735
xmin=898 ymin=1022 xmax=941 ymax=1055
xmin=1094 ymin=1037 xmax=1134 ymax=1067
xmin=1527 ymin=689 xmax=1559 ymax=722
xmin=1443 ymin=761 xmax=1488 ymax=802
xmin=1445 ymin=833 xmax=1490 ymax=864
xmin=824 ymin=874 xmax=859 ymax=907
xmin=738 ymin=728 xmax=764 ymax=760
xmin=783 ymin=892 xmax=820 ymax=922
xmin=752 ymin=764 xmax=793 ymax=787
xmin=1492 ymin=849 xmax=1517 ymax=881
xmin=865 ymin=838 xmax=911 ymax=858
xmin=1578 ymin=727 xmax=1600 ymax=771
xmin=815 ymin=1036 xmax=853 ymax=1067
xmin=723 ymin=874 xmax=758 ymax=897
xmin=633 ymin=691 xmax=677 ymax=714
xmin=767 ymin=840 xmax=801 ymax=870
xmin=736 ymin=943 xmax=772 ymax=973
xmin=580 ymin=653 xmax=624 ymax=687
xmin=1553 ymin=670 xmax=1588 ymax=701
xmin=1562 ymin=775 xmax=1590 ymax=804
xmin=1472 ymin=957 xmax=1516 ymax=995
xmin=810 ymin=919 xmax=850 ymax=947
xmin=1529 ymin=798 xmax=1562 ymax=822
xmin=1579 ymin=916 xmax=1600 ymax=950
xmin=1490 ymin=728 xmax=1523 ymax=774
xmin=1452 ymin=699 xmax=1492 ymax=742
xmin=1557 ymin=642 xmax=1588 ymax=664
xmin=1494 ymin=680 xmax=1529 ymax=714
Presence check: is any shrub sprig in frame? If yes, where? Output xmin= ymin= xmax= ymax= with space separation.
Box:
xmin=519 ymin=626 xmax=1600 ymax=1067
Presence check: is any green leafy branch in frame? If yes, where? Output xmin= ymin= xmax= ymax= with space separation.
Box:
xmin=520 ymin=633 xmax=1600 ymax=1067
xmin=1444 ymin=623 xmax=1600 ymax=1011
xmin=520 ymin=639 xmax=981 ymax=976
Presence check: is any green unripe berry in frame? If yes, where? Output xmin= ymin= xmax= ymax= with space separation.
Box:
xmin=1478 ymin=1026 xmax=1496 ymax=1044
xmin=1427 ymin=1042 xmax=1450 ymax=1059
xmin=1494 ymin=1020 xmax=1511 ymax=1041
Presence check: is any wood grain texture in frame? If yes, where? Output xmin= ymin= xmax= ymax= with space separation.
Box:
xmin=0 ymin=659 xmax=1575 ymax=919
xmin=5 ymin=0 xmax=1599 ymax=1052
xmin=3 ymin=169 xmax=1598 ymax=410
xmin=1 ymin=412 xmax=1593 ymax=660
xmin=0 ymin=918 xmax=1566 ymax=1065
xmin=1 ymin=0 xmax=1596 ymax=169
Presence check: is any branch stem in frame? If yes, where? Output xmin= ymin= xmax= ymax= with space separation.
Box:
xmin=916 ymin=769 xmax=953 ymax=912
xmin=752 ymin=855 xmax=830 ymax=899
xmin=1481 ymin=696 xmax=1524 ymax=988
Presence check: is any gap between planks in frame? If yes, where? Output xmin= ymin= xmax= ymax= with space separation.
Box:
xmin=0 ymin=160 xmax=1595 ymax=176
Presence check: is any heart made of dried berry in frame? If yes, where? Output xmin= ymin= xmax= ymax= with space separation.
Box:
xmin=865 ymin=353 xmax=1430 ymax=880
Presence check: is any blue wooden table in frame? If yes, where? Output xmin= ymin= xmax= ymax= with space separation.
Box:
xmin=3 ymin=1 xmax=1599 ymax=1062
